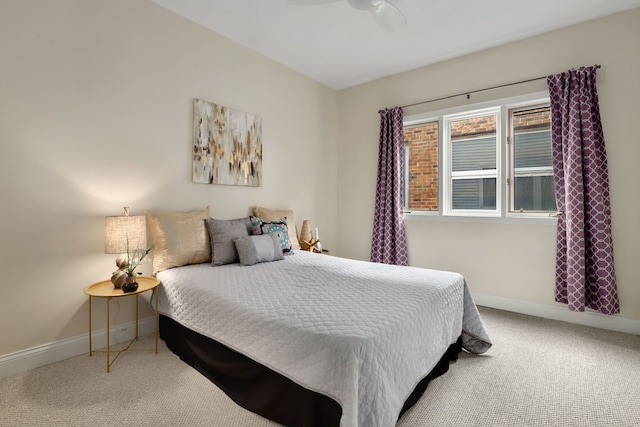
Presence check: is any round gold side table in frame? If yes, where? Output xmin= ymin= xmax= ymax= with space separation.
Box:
xmin=83 ymin=276 xmax=160 ymax=372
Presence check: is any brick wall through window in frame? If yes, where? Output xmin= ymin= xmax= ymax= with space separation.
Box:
xmin=403 ymin=122 xmax=438 ymax=211
xmin=403 ymin=106 xmax=550 ymax=212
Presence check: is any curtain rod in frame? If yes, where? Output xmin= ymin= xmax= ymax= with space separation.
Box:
xmin=401 ymin=64 xmax=602 ymax=109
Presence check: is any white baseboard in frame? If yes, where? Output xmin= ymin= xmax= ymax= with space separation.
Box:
xmin=472 ymin=292 xmax=640 ymax=335
xmin=0 ymin=316 xmax=156 ymax=379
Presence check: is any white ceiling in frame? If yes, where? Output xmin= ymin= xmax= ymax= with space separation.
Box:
xmin=150 ymin=0 xmax=640 ymax=90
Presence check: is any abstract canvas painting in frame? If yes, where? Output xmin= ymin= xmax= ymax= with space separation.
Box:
xmin=192 ymin=99 xmax=262 ymax=186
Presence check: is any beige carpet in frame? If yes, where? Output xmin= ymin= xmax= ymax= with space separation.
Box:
xmin=1 ymin=307 xmax=639 ymax=427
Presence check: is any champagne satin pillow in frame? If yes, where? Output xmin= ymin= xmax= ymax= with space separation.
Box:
xmin=146 ymin=206 xmax=210 ymax=274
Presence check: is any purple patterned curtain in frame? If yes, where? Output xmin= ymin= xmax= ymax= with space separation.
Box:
xmin=370 ymin=106 xmax=408 ymax=266
xmin=547 ymin=66 xmax=618 ymax=315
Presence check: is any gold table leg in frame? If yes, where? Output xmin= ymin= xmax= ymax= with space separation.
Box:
xmin=135 ymin=294 xmax=139 ymax=341
xmin=88 ymin=296 xmax=92 ymax=356
xmin=106 ymin=296 xmax=110 ymax=373
xmin=155 ymin=289 xmax=159 ymax=354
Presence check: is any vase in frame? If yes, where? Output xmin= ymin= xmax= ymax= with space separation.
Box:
xmin=122 ymin=276 xmax=139 ymax=293
xmin=299 ymin=220 xmax=312 ymax=250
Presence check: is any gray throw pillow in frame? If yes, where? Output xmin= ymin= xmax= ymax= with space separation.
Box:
xmin=205 ymin=217 xmax=252 ymax=266
xmin=234 ymin=233 xmax=284 ymax=266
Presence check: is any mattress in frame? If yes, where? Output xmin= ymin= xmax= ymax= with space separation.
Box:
xmin=156 ymin=251 xmax=491 ymax=427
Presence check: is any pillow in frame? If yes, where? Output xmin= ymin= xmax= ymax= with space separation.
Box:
xmin=250 ymin=216 xmax=293 ymax=255
xmin=146 ymin=207 xmax=210 ymax=274
xmin=234 ymin=233 xmax=285 ymax=266
xmin=252 ymin=206 xmax=300 ymax=250
xmin=205 ymin=217 xmax=252 ymax=266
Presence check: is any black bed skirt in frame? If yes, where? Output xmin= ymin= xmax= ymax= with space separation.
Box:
xmin=160 ymin=315 xmax=463 ymax=427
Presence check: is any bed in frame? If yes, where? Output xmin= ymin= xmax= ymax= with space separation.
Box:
xmin=157 ymin=251 xmax=490 ymax=426
xmin=155 ymin=250 xmax=491 ymax=426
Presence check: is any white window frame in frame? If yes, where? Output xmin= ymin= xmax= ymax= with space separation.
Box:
xmin=403 ymin=143 xmax=410 ymax=210
xmin=507 ymin=103 xmax=555 ymax=217
xmin=403 ymin=91 xmax=554 ymax=222
xmin=402 ymin=117 xmax=441 ymax=216
xmin=443 ymin=106 xmax=502 ymax=217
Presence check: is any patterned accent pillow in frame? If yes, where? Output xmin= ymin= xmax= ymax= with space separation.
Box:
xmin=250 ymin=216 xmax=293 ymax=255
xmin=252 ymin=206 xmax=300 ymax=250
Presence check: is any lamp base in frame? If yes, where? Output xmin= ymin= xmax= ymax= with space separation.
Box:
xmin=111 ymin=270 xmax=127 ymax=289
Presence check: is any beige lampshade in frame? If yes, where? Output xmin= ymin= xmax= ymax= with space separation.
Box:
xmin=104 ymin=207 xmax=147 ymax=254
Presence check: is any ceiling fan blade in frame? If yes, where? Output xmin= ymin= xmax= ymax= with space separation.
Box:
xmin=287 ymin=0 xmax=341 ymax=5
xmin=347 ymin=0 xmax=383 ymax=10
xmin=370 ymin=0 xmax=407 ymax=31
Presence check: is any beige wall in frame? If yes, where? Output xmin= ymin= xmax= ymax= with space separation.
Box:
xmin=0 ymin=0 xmax=337 ymax=357
xmin=337 ymin=8 xmax=640 ymax=321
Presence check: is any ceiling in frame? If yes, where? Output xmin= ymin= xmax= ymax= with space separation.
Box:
xmin=150 ymin=0 xmax=640 ymax=90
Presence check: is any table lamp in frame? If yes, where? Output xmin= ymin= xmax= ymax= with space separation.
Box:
xmin=104 ymin=207 xmax=147 ymax=289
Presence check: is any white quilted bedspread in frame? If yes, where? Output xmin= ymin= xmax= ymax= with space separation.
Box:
xmin=156 ymin=252 xmax=491 ymax=427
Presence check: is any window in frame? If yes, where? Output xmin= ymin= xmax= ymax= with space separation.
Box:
xmin=445 ymin=108 xmax=500 ymax=215
xmin=510 ymin=105 xmax=556 ymax=212
xmin=403 ymin=122 xmax=439 ymax=212
xmin=403 ymin=92 xmax=555 ymax=219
